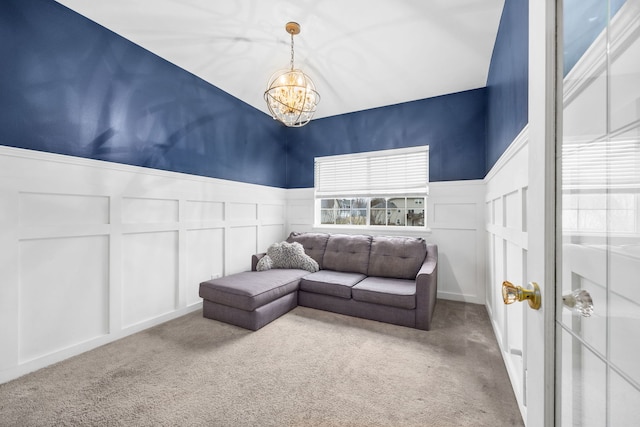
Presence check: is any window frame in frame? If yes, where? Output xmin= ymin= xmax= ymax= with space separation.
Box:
xmin=313 ymin=146 xmax=429 ymax=231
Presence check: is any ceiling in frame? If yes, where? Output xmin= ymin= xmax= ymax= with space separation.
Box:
xmin=54 ymin=0 xmax=505 ymax=120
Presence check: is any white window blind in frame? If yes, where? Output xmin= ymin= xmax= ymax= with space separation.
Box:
xmin=563 ymin=136 xmax=640 ymax=189
xmin=314 ymin=146 xmax=429 ymax=197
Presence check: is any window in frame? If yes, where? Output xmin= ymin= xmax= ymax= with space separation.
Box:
xmin=315 ymin=146 xmax=429 ymax=228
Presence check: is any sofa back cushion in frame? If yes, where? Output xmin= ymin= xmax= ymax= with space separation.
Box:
xmin=322 ymin=234 xmax=372 ymax=275
xmin=367 ymin=236 xmax=427 ymax=279
xmin=286 ymin=232 xmax=330 ymax=269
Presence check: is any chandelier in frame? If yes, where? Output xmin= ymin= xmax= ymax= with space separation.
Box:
xmin=264 ymin=22 xmax=320 ymax=127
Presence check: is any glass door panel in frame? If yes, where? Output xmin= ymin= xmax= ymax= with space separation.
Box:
xmin=560 ymin=328 xmax=607 ymax=427
xmin=558 ymin=0 xmax=640 ymax=425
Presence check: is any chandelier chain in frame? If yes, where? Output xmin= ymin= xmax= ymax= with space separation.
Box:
xmin=290 ymin=33 xmax=295 ymax=70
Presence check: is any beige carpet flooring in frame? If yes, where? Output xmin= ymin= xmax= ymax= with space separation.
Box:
xmin=0 ymin=300 xmax=524 ymax=426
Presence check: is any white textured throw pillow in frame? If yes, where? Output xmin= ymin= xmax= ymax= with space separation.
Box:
xmin=256 ymin=254 xmax=273 ymax=271
xmin=256 ymin=241 xmax=319 ymax=272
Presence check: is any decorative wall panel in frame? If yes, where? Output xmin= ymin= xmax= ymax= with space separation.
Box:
xmin=430 ymin=229 xmax=479 ymax=300
xmin=122 ymin=197 xmax=178 ymax=224
xmin=261 ymin=204 xmax=285 ymax=222
xmin=20 ymin=193 xmax=109 ymax=226
xmin=259 ymin=224 xmax=285 ymax=253
xmin=228 ymin=203 xmax=257 ymax=222
xmin=228 ymin=226 xmax=257 ymax=274
xmin=19 ymin=235 xmax=109 ymax=362
xmin=504 ymin=191 xmax=520 ymax=229
xmin=122 ymin=231 xmax=178 ymax=327
xmin=505 ymin=241 xmax=524 ymax=397
xmin=432 ymin=202 xmax=476 ymax=229
xmin=185 ymin=200 xmax=224 ymax=223
xmin=492 ymin=235 xmax=505 ymax=330
xmin=186 ymin=228 xmax=224 ymax=306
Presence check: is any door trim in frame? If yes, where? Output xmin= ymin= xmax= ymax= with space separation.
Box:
xmin=527 ymin=0 xmax=559 ymax=425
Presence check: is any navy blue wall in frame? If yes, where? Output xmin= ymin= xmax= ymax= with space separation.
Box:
xmin=2 ymin=0 xmax=542 ymax=189
xmin=285 ymin=89 xmax=487 ymax=188
xmin=0 ymin=0 xmax=288 ymax=187
xmin=485 ymin=0 xmax=529 ymax=173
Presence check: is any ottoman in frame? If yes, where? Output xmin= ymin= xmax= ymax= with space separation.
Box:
xmin=199 ymin=269 xmax=309 ymax=330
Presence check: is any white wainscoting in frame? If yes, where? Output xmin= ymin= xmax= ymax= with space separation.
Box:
xmin=0 ymin=146 xmax=288 ymax=383
xmin=0 ymin=145 xmax=490 ymax=383
xmin=484 ymin=126 xmax=529 ymax=416
xmin=286 ymin=179 xmax=487 ymax=304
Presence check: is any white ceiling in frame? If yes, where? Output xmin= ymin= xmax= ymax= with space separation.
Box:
xmin=55 ymin=0 xmax=505 ymax=120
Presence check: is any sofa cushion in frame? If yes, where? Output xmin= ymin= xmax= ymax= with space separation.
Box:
xmin=322 ymin=234 xmax=372 ymax=275
xmin=300 ymin=270 xmax=366 ymax=299
xmin=367 ymin=236 xmax=427 ymax=279
xmin=352 ymin=276 xmax=416 ymax=309
xmin=287 ymin=232 xmax=330 ymax=269
xmin=257 ymin=241 xmax=319 ymax=272
xmin=199 ymin=269 xmax=308 ymax=311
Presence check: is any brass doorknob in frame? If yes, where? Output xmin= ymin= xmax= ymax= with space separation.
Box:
xmin=502 ymin=281 xmax=541 ymax=310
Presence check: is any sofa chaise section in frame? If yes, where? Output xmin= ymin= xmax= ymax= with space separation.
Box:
xmin=199 ymin=268 xmax=309 ymax=331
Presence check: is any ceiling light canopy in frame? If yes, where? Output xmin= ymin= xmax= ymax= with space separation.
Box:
xmin=264 ymin=22 xmax=320 ymax=127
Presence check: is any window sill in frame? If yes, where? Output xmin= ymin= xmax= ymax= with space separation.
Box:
xmin=312 ymin=224 xmax=432 ymax=236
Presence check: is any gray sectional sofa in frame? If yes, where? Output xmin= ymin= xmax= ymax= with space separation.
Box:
xmin=199 ymin=232 xmax=438 ymax=331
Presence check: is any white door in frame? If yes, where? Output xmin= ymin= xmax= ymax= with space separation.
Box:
xmin=499 ymin=1 xmax=561 ymax=425
xmin=556 ymin=0 xmax=640 ymax=425
xmin=491 ymin=2 xmax=639 ymax=425
xmin=484 ymin=2 xmax=556 ymax=424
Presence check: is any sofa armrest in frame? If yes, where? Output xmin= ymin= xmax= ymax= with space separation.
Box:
xmin=251 ymin=253 xmax=267 ymax=271
xmin=415 ymin=243 xmax=438 ymax=330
